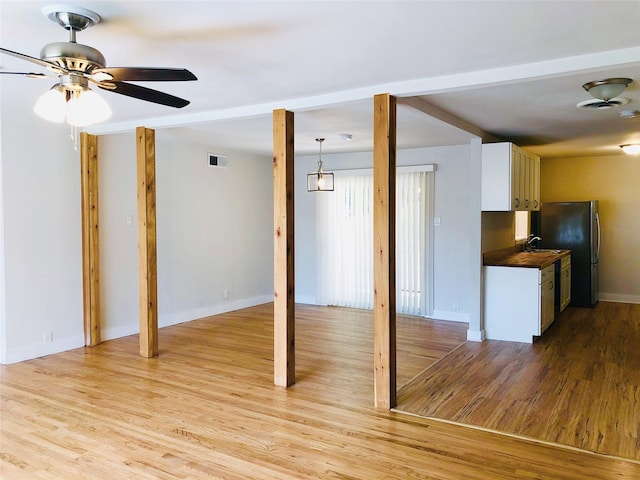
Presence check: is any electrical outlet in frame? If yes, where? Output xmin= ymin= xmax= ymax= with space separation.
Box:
xmin=223 ymin=289 xmax=230 ymax=300
xmin=452 ymin=300 xmax=460 ymax=311
xmin=43 ymin=332 xmax=53 ymax=344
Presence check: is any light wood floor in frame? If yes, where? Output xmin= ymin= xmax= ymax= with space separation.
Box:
xmin=2 ymin=303 xmax=639 ymax=479
xmin=397 ymin=301 xmax=640 ymax=461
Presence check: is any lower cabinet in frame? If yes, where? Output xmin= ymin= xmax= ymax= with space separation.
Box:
xmin=540 ymin=267 xmax=555 ymax=332
xmin=560 ymin=255 xmax=572 ymax=311
xmin=484 ymin=264 xmax=555 ymax=343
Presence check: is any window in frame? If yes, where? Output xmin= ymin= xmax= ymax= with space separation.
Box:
xmin=515 ymin=210 xmax=529 ymax=241
xmin=317 ymin=165 xmax=434 ymax=316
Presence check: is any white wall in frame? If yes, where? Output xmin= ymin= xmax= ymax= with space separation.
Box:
xmin=0 ymin=108 xmax=5 ymax=361
xmin=0 ymin=120 xmax=274 ymax=364
xmin=0 ymin=115 xmax=481 ymax=363
xmin=541 ymin=154 xmax=640 ymax=303
xmin=0 ymin=117 xmax=85 ymax=364
xmin=98 ymin=129 xmax=274 ymax=341
xmin=295 ymin=144 xmax=479 ymax=327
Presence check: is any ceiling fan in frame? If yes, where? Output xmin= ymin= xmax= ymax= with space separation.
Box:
xmin=0 ymin=5 xmax=197 ymax=126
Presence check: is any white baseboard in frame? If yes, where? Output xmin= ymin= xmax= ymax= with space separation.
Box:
xmin=598 ymin=293 xmax=640 ymax=304
xmin=2 ymin=335 xmax=85 ymax=365
xmin=103 ymin=296 xmax=275 ymax=341
xmin=3 ymin=295 xmax=274 ymax=365
xmin=158 ymin=295 xmax=273 ymax=328
xmin=431 ymin=309 xmax=470 ymax=323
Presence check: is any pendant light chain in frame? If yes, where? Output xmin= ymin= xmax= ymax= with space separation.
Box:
xmin=316 ymin=137 xmax=325 ymax=172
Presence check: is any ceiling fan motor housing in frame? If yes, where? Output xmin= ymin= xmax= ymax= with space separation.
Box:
xmin=40 ymin=41 xmax=106 ymax=73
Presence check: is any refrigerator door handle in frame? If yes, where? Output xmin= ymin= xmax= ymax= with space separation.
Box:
xmin=595 ymin=211 xmax=601 ymax=264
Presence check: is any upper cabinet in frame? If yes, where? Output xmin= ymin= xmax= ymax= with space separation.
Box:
xmin=481 ymin=142 xmax=540 ymax=212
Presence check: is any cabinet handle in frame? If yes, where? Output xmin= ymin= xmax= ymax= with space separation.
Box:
xmin=549 ymin=282 xmax=554 ymax=290
xmin=534 ymin=200 xmax=539 ymax=208
xmin=525 ymin=199 xmax=530 ymax=208
xmin=515 ymin=198 xmax=520 ymax=208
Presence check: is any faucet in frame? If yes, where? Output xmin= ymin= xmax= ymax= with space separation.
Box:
xmin=525 ymin=234 xmax=542 ymax=251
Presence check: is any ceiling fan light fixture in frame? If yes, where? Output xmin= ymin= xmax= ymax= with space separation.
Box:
xmin=34 ymin=85 xmax=67 ymax=123
xmin=582 ymin=78 xmax=633 ymax=101
xmin=620 ymin=144 xmax=640 ymax=155
xmin=66 ymin=87 xmax=112 ymax=127
xmin=34 ymin=81 xmax=112 ymax=127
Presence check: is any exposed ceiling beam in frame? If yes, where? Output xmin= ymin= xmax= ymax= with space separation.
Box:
xmin=398 ymin=96 xmax=499 ymax=143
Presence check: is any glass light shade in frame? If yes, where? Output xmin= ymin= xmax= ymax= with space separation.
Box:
xmin=66 ymin=89 xmax=112 ymax=127
xmin=583 ymin=78 xmax=632 ymax=101
xmin=307 ymin=172 xmax=334 ymax=192
xmin=34 ymin=87 xmax=66 ymax=123
xmin=620 ymin=144 xmax=640 ymax=155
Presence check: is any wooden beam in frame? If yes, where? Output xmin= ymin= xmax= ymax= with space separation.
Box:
xmin=272 ymin=109 xmax=295 ymax=387
xmin=136 ymin=127 xmax=158 ymax=358
xmin=80 ymin=133 xmax=101 ymax=346
xmin=373 ymin=93 xmax=397 ymax=409
xmin=398 ymin=96 xmax=498 ymax=143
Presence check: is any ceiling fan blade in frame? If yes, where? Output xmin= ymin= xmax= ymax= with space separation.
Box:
xmin=0 ymin=47 xmax=66 ymax=73
xmin=0 ymin=71 xmax=52 ymax=78
xmin=97 ymin=81 xmax=190 ymax=108
xmin=93 ymin=67 xmax=197 ymax=82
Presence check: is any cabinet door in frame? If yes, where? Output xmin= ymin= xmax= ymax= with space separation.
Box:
xmin=482 ymin=143 xmax=537 ymax=212
xmin=522 ymin=151 xmax=531 ymax=210
xmin=530 ymin=155 xmax=540 ymax=211
xmin=482 ymin=143 xmax=515 ymax=211
xmin=541 ymin=277 xmax=555 ymax=332
xmin=560 ymin=264 xmax=571 ymax=311
xmin=511 ymin=145 xmax=522 ymax=210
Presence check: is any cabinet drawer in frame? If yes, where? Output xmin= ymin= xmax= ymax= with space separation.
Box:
xmin=561 ymin=254 xmax=571 ymax=269
xmin=541 ymin=264 xmax=555 ymax=284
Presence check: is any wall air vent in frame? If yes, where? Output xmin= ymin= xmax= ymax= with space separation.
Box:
xmin=208 ymin=153 xmax=228 ymax=169
xmin=577 ymin=97 xmax=630 ymax=110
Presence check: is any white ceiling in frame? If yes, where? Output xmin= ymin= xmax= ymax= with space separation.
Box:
xmin=1 ymin=0 xmax=639 ymax=158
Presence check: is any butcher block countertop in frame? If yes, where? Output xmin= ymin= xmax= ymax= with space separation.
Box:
xmin=483 ymin=246 xmax=571 ymax=269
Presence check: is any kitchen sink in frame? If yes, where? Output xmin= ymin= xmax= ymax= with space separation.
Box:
xmin=525 ymin=248 xmax=562 ymax=254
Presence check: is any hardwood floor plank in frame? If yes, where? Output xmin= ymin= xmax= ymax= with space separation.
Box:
xmin=397 ymin=301 xmax=640 ymax=461
xmin=2 ymin=303 xmax=639 ymax=478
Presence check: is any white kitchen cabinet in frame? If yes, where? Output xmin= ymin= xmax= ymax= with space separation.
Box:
xmin=529 ymin=154 xmax=540 ymax=211
xmin=540 ymin=266 xmax=555 ymax=332
xmin=484 ymin=264 xmax=555 ymax=343
xmin=481 ymin=142 xmax=540 ymax=212
xmin=560 ymin=255 xmax=571 ymax=311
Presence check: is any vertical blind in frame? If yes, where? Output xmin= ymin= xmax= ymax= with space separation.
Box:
xmin=317 ymin=166 xmax=433 ymax=316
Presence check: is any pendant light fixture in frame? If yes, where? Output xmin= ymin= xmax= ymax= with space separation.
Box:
xmin=307 ymin=138 xmax=334 ymax=192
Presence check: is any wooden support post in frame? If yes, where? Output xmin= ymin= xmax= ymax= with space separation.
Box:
xmin=136 ymin=127 xmax=158 ymax=358
xmin=80 ymin=133 xmax=101 ymax=346
xmin=373 ymin=93 xmax=397 ymax=409
xmin=273 ymin=109 xmax=295 ymax=387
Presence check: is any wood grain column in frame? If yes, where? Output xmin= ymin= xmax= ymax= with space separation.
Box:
xmin=373 ymin=93 xmax=397 ymax=409
xmin=273 ymin=109 xmax=295 ymax=387
xmin=80 ymin=133 xmax=101 ymax=346
xmin=136 ymin=127 xmax=158 ymax=358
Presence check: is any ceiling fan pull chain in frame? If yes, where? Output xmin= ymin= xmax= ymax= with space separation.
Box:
xmin=70 ymin=125 xmax=79 ymax=152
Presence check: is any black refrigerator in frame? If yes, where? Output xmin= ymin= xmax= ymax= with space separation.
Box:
xmin=531 ymin=201 xmax=600 ymax=308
